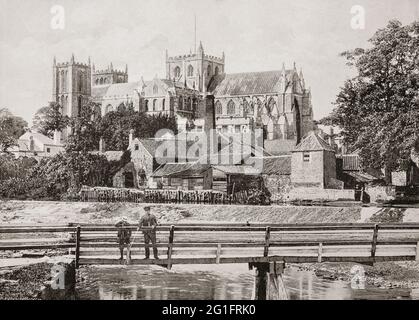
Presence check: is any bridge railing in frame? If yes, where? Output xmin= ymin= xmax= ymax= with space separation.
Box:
xmin=1 ymin=223 xmax=419 ymax=267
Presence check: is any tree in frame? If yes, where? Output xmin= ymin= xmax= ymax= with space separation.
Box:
xmin=34 ymin=102 xmax=69 ymax=138
xmin=0 ymin=109 xmax=28 ymax=152
xmin=321 ymin=20 xmax=419 ymax=183
xmin=98 ymin=108 xmax=178 ymax=151
xmin=66 ymin=102 xmax=101 ymax=153
xmin=31 ymin=106 xmax=50 ymax=136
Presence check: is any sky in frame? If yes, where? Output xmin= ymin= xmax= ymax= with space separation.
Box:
xmin=0 ymin=0 xmax=418 ymax=125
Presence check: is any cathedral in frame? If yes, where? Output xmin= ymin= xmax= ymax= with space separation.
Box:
xmin=52 ymin=42 xmax=314 ymax=152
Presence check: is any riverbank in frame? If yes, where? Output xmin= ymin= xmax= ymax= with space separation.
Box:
xmin=0 ymin=263 xmax=53 ymax=299
xmin=2 ymin=199 xmax=419 ymax=225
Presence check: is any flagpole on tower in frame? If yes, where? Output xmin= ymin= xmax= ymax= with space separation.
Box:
xmin=194 ymin=14 xmax=197 ymax=54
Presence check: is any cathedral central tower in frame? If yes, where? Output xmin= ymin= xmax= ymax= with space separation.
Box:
xmin=165 ymin=42 xmax=225 ymax=92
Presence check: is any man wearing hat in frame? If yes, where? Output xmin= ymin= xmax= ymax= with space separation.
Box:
xmin=138 ymin=206 xmax=159 ymax=259
xmin=115 ymin=216 xmax=132 ymax=260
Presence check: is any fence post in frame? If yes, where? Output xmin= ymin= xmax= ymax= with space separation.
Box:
xmin=371 ymin=224 xmax=379 ymax=262
xmin=167 ymin=225 xmax=175 ymax=270
xmin=75 ymin=225 xmax=81 ymax=269
xmin=264 ymin=226 xmax=271 ymax=257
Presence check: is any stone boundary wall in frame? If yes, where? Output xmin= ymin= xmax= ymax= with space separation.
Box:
xmin=285 ymin=187 xmax=355 ymax=201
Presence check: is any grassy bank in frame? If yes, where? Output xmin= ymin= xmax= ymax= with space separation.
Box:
xmin=0 ymin=263 xmax=53 ymax=300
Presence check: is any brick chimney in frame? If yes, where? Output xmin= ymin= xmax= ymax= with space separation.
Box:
xmin=53 ymin=130 xmax=61 ymax=145
xmin=129 ymin=129 xmax=134 ymax=147
xmin=99 ymin=137 xmax=105 ymax=153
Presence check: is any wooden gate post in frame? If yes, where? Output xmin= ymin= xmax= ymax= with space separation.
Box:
xmin=167 ymin=225 xmax=175 ymax=270
xmin=75 ymin=225 xmax=81 ymax=269
xmin=249 ymin=261 xmax=288 ymax=300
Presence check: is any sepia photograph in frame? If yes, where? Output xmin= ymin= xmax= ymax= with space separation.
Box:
xmin=0 ymin=0 xmax=419 ymax=306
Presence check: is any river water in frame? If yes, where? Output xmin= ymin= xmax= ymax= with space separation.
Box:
xmin=76 ymin=264 xmax=418 ymax=300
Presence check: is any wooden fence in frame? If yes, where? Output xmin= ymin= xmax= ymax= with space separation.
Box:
xmin=1 ymin=223 xmax=419 ymax=268
xmin=75 ymin=187 xmax=260 ymax=205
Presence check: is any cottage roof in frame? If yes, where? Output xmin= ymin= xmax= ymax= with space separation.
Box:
xmin=293 ymin=132 xmax=335 ymax=152
xmin=259 ymin=156 xmax=292 ymax=175
xmin=151 ymin=162 xmax=210 ymax=177
xmin=19 ymin=132 xmax=55 ymax=146
xmin=263 ymin=139 xmax=296 ymax=156
xmin=212 ymin=165 xmax=260 ymax=175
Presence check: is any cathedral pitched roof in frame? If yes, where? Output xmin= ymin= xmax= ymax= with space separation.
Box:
xmin=293 ymin=132 xmax=335 ymax=152
xmin=211 ymin=70 xmax=294 ymax=96
xmin=92 ymin=85 xmax=111 ymax=99
xmin=103 ymin=82 xmax=139 ymax=97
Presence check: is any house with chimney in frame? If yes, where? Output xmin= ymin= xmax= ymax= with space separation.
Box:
xmin=9 ymin=130 xmax=64 ymax=160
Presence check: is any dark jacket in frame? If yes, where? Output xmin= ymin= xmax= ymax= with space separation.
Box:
xmin=139 ymin=214 xmax=158 ymax=233
xmin=115 ymin=220 xmax=132 ymax=242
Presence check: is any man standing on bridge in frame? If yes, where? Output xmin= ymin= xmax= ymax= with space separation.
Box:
xmin=139 ymin=206 xmax=159 ymax=259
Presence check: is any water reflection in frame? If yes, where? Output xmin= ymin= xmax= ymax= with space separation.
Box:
xmin=76 ymin=264 xmax=413 ymax=300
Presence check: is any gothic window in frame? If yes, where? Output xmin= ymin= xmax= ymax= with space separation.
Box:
xmin=105 ymin=104 xmax=113 ymax=113
xmin=215 ymin=101 xmax=222 ymax=115
xmin=187 ymin=97 xmax=191 ymax=110
xmin=178 ymin=96 xmax=183 ymax=110
xmin=77 ymin=96 xmax=82 ymax=117
xmin=153 ymin=99 xmax=157 ymax=111
xmin=117 ymin=103 xmax=126 ymax=112
xmin=174 ymin=66 xmax=181 ymax=78
xmin=192 ymin=98 xmax=198 ymax=112
xmin=95 ymin=79 xmax=99 ymax=85
xmin=100 ymin=78 xmax=104 ymax=85
xmin=63 ymin=96 xmax=68 ymax=116
xmin=243 ymin=100 xmax=250 ymax=115
xmin=207 ymin=65 xmax=211 ymax=76
xmin=187 ymin=65 xmax=194 ymax=77
xmin=162 ymin=99 xmax=165 ymax=110
xmin=227 ymin=100 xmax=236 ymax=115
xmin=60 ymin=70 xmax=65 ymax=92
xmin=78 ymin=72 xmax=83 ymax=92
xmin=153 ymin=85 xmax=158 ymax=95
xmin=215 ymin=66 xmax=219 ymax=76
xmin=144 ymin=100 xmax=149 ymax=112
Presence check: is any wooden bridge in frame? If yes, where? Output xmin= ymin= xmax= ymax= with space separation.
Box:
xmin=1 ymin=223 xmax=419 ymax=299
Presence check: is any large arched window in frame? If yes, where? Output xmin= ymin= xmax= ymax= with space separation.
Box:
xmin=144 ymin=100 xmax=149 ymax=112
xmin=174 ymin=66 xmax=181 ymax=78
xmin=187 ymin=65 xmax=194 ymax=77
xmin=268 ymin=98 xmax=277 ymax=117
xmin=153 ymin=99 xmax=157 ymax=111
xmin=162 ymin=99 xmax=165 ymax=110
xmin=215 ymin=101 xmax=222 ymax=115
xmin=227 ymin=100 xmax=236 ymax=115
